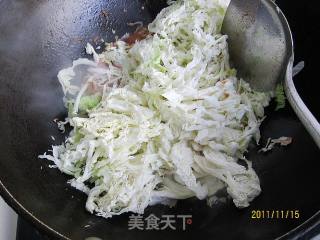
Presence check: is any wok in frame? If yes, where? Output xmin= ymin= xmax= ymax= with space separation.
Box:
xmin=0 ymin=0 xmax=319 ymax=239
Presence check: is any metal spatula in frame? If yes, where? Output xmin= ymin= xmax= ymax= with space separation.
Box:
xmin=222 ymin=0 xmax=320 ymax=148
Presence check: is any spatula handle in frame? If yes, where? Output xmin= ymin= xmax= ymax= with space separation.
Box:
xmin=284 ymin=58 xmax=320 ymax=149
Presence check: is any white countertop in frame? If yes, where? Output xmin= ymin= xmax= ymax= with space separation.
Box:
xmin=0 ymin=197 xmax=17 ymax=240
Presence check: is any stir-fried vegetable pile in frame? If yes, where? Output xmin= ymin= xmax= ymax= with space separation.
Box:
xmin=40 ymin=0 xmax=272 ymax=218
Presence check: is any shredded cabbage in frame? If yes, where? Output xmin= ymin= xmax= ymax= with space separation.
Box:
xmin=40 ymin=0 xmax=272 ymax=218
xmin=275 ymin=84 xmax=286 ymax=111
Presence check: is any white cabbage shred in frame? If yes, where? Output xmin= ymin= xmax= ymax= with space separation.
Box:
xmin=40 ymin=0 xmax=272 ymax=218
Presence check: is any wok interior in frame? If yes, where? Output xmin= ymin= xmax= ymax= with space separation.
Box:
xmin=0 ymin=0 xmax=319 ymax=239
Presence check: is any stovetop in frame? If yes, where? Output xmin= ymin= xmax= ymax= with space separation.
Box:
xmin=17 ymin=218 xmax=47 ymax=240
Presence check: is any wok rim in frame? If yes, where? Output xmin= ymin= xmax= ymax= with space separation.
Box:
xmin=0 ymin=181 xmax=69 ymax=240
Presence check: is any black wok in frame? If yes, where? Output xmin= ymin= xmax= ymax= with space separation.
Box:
xmin=0 ymin=0 xmax=319 ymax=239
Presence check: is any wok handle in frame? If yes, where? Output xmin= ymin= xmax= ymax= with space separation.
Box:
xmin=284 ymin=58 xmax=320 ymax=149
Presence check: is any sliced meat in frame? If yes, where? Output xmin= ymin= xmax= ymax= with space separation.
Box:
xmin=123 ymin=27 xmax=151 ymax=45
